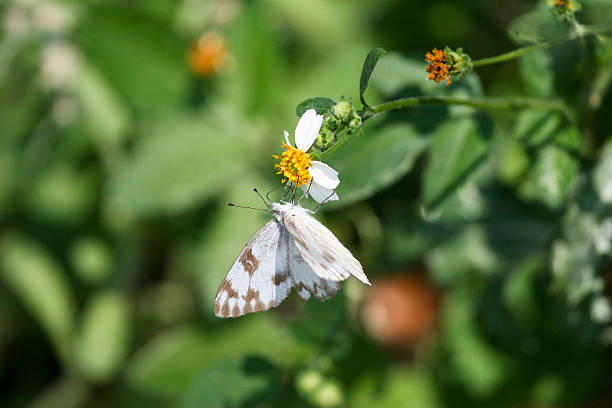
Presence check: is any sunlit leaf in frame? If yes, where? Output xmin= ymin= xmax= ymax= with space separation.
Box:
xmin=75 ymin=4 xmax=188 ymax=114
xmin=593 ymin=138 xmax=612 ymax=203
xmin=520 ymin=49 xmax=556 ymax=97
xmin=422 ymin=114 xmax=491 ymax=211
xmin=516 ymin=111 xmax=580 ymax=209
xmin=74 ymin=61 xmax=130 ymax=146
xmin=24 ymin=162 xmax=97 ymax=225
xmin=0 ymin=233 xmax=75 ymax=362
xmin=124 ymin=315 xmax=304 ymax=398
xmin=326 ymin=117 xmax=428 ymax=208
xmin=349 ymin=368 xmax=440 ymax=408
xmin=106 ymin=110 xmax=248 ymax=219
xmin=74 ymin=290 xmax=131 ymax=382
xmin=507 ymin=8 xmax=572 ymax=44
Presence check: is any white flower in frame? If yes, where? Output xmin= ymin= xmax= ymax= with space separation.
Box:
xmin=273 ymin=109 xmax=340 ymax=203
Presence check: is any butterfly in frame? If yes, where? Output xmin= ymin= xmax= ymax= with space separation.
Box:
xmin=214 ymin=201 xmax=370 ymax=318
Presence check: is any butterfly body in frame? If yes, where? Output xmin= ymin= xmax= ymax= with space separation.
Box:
xmin=214 ymin=202 xmax=370 ymax=318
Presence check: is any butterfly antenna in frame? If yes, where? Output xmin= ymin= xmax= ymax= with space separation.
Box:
xmin=265 ymin=185 xmax=281 ymax=202
xmin=312 ymin=191 xmax=336 ymax=213
xmin=252 ymin=187 xmax=270 ymax=207
xmin=226 ymin=203 xmax=269 ymax=212
xmin=280 ymin=183 xmax=292 ymax=202
xmin=298 ymin=179 xmax=312 ymax=206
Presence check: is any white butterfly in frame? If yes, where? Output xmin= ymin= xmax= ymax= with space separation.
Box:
xmin=214 ymin=201 xmax=370 ymax=318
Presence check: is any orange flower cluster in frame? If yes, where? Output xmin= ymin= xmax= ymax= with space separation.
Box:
xmin=188 ymin=32 xmax=228 ymax=77
xmin=425 ymin=48 xmax=451 ymax=85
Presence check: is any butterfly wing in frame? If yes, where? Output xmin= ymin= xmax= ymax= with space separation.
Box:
xmin=288 ymin=237 xmax=342 ymax=301
xmin=283 ymin=207 xmax=370 ymax=285
xmin=214 ymin=219 xmax=292 ymax=318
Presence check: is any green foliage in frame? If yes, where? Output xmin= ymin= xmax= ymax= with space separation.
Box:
xmin=326 ymin=119 xmax=427 ymax=206
xmin=296 ymin=97 xmax=337 ymax=116
xmin=181 ymin=356 xmax=282 ymax=408
xmin=2 ymin=0 xmax=612 ymax=407
xmin=74 ymin=290 xmax=131 ymax=382
xmin=359 ymin=47 xmax=386 ymax=107
xmin=0 ymin=233 xmax=76 ymax=362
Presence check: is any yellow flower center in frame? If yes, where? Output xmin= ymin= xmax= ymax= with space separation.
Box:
xmin=273 ymin=142 xmax=312 ymax=187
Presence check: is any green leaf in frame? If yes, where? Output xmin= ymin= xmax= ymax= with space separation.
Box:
xmin=24 ymin=162 xmax=97 ymax=225
xmin=74 ymin=5 xmax=188 ymax=114
xmin=427 ymin=226 xmax=499 ymax=285
xmin=326 ymin=118 xmax=428 ymax=208
xmin=593 ymin=138 xmax=612 ymax=204
xmin=359 ymin=47 xmax=386 ymax=107
xmin=181 ymin=356 xmax=280 ymax=408
xmin=443 ymin=287 xmax=510 ymax=397
xmin=507 ymin=8 xmax=572 ymax=44
xmin=223 ymin=3 xmax=284 ymax=114
xmin=106 ymin=110 xmax=247 ymax=219
xmin=74 ymin=62 xmax=130 ymax=146
xmin=516 ymin=111 xmax=580 ymax=209
xmin=296 ymin=97 xmax=336 ymax=116
xmin=124 ymin=316 xmax=304 ymax=398
xmin=74 ymin=290 xmax=131 ymax=382
xmin=422 ymin=114 xmax=490 ymax=211
xmin=520 ymin=49 xmax=555 ymax=97
xmin=0 ymin=233 xmax=75 ymax=362
xmin=69 ymin=237 xmax=114 ymax=285
xmin=503 ymin=256 xmax=541 ymax=329
xmin=349 ymin=368 xmax=440 ymax=408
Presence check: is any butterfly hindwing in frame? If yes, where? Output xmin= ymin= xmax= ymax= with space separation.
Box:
xmin=288 ymin=237 xmax=342 ymax=301
xmin=283 ymin=206 xmax=370 ymax=285
xmin=214 ymin=219 xmax=292 ymax=318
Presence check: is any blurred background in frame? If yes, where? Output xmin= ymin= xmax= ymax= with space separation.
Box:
xmin=1 ymin=0 xmax=612 ymax=407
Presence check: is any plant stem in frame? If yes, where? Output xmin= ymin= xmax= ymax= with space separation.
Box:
xmin=471 ymin=23 xmax=612 ymax=68
xmin=472 ymin=42 xmax=556 ymax=67
xmin=367 ymin=95 xmax=571 ymax=117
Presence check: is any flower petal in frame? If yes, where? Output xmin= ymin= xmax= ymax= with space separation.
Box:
xmin=307 ymin=180 xmax=339 ymax=203
xmin=295 ymin=109 xmax=323 ymax=151
xmin=283 ymin=130 xmax=291 ymax=146
xmin=309 ymin=161 xmax=340 ymax=189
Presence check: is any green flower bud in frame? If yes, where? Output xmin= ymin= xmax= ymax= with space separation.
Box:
xmin=332 ymin=100 xmax=351 ymax=121
xmin=444 ymin=47 xmax=473 ymax=80
xmin=547 ymin=0 xmax=581 ymax=20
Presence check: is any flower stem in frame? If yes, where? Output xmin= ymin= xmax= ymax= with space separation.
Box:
xmin=472 ymin=23 xmax=612 ymax=68
xmin=367 ymin=95 xmax=571 ymax=117
xmin=472 ymin=42 xmax=556 ymax=67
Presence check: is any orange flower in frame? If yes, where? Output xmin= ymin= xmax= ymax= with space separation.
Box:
xmin=187 ymin=32 xmax=228 ymax=77
xmin=425 ymin=48 xmax=452 ymax=85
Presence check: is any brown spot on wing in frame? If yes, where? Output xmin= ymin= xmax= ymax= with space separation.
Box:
xmin=239 ymin=247 xmax=260 ymax=276
xmin=272 ymin=270 xmax=289 ymax=285
xmin=294 ymin=280 xmax=340 ymax=301
xmin=243 ymin=287 xmax=268 ymax=313
xmin=217 ymin=279 xmax=238 ymax=298
xmin=322 ymin=253 xmax=336 ymax=263
xmin=221 ymin=301 xmax=230 ymax=317
xmin=231 ymin=303 xmax=240 ymax=317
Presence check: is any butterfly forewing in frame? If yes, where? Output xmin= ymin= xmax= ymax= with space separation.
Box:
xmin=214 ymin=219 xmax=292 ymax=318
xmin=283 ymin=207 xmax=370 ymax=285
